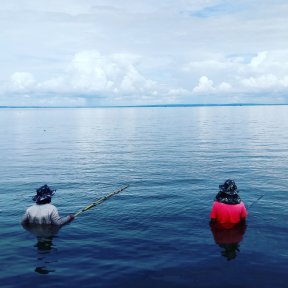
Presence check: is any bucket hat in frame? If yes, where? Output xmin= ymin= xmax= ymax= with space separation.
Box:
xmin=219 ymin=179 xmax=238 ymax=195
xmin=32 ymin=184 xmax=56 ymax=203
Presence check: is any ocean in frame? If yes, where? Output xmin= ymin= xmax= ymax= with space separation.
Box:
xmin=0 ymin=105 xmax=287 ymax=287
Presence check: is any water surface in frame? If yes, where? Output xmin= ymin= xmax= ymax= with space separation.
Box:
xmin=0 ymin=106 xmax=287 ymax=287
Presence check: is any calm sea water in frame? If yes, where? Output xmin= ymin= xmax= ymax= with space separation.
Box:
xmin=0 ymin=106 xmax=287 ymax=288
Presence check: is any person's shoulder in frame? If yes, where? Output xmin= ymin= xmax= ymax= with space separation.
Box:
xmin=46 ymin=203 xmax=58 ymax=210
xmin=45 ymin=203 xmax=56 ymax=207
xmin=26 ymin=204 xmax=37 ymax=211
xmin=236 ymin=201 xmax=247 ymax=209
xmin=37 ymin=203 xmax=57 ymax=210
xmin=212 ymin=201 xmax=223 ymax=207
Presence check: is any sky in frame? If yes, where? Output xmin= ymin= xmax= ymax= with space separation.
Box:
xmin=1 ymin=0 xmax=288 ymax=106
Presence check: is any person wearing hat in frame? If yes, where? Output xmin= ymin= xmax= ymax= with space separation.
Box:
xmin=210 ymin=179 xmax=248 ymax=229
xmin=21 ymin=184 xmax=74 ymax=226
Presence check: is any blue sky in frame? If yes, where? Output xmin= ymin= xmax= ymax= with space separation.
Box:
xmin=1 ymin=0 xmax=288 ymax=106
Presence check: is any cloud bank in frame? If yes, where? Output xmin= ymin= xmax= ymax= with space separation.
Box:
xmin=1 ymin=0 xmax=288 ymax=106
xmin=3 ymin=49 xmax=288 ymax=105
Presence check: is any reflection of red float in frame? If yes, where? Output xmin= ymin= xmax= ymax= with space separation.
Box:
xmin=210 ymin=223 xmax=247 ymax=244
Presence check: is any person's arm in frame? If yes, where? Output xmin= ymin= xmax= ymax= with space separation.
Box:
xmin=50 ymin=206 xmax=74 ymax=226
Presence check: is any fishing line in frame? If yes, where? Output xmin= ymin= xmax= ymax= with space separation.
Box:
xmin=248 ymin=194 xmax=264 ymax=209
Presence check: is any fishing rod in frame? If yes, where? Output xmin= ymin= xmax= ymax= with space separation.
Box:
xmin=248 ymin=194 xmax=264 ymax=209
xmin=74 ymin=184 xmax=129 ymax=217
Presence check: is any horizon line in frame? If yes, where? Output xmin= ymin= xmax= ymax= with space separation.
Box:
xmin=0 ymin=103 xmax=287 ymax=109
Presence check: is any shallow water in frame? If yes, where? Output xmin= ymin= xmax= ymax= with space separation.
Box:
xmin=0 ymin=106 xmax=287 ymax=287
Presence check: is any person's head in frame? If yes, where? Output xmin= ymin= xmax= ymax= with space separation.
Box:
xmin=32 ymin=184 xmax=56 ymax=205
xmin=219 ymin=179 xmax=238 ymax=195
xmin=216 ymin=179 xmax=241 ymax=204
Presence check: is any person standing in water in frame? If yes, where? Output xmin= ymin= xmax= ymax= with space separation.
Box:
xmin=21 ymin=184 xmax=74 ymax=226
xmin=210 ymin=179 xmax=248 ymax=229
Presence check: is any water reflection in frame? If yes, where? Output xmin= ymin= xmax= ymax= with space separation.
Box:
xmin=210 ymin=223 xmax=247 ymax=261
xmin=22 ymin=224 xmax=61 ymax=274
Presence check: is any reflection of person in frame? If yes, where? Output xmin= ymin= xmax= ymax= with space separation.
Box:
xmin=22 ymin=224 xmax=61 ymax=274
xmin=210 ymin=179 xmax=248 ymax=229
xmin=21 ymin=184 xmax=74 ymax=225
xmin=210 ymin=223 xmax=247 ymax=260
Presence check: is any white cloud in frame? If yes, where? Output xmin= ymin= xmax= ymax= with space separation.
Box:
xmin=68 ymin=51 xmax=115 ymax=93
xmin=119 ymin=65 xmax=156 ymax=94
xmin=241 ymin=74 xmax=288 ymax=90
xmin=64 ymin=50 xmax=157 ymax=96
xmin=218 ymin=82 xmax=232 ymax=91
xmin=250 ymin=51 xmax=267 ymax=68
xmin=183 ymin=50 xmax=288 ymax=98
xmin=238 ymin=51 xmax=288 ymax=92
xmin=193 ymin=76 xmax=232 ymax=94
xmin=6 ymin=50 xmax=159 ymax=103
xmin=193 ymin=76 xmax=215 ymax=93
xmin=10 ymin=72 xmax=36 ymax=92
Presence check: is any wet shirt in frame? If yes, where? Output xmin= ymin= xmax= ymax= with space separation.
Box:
xmin=21 ymin=203 xmax=71 ymax=225
xmin=210 ymin=201 xmax=248 ymax=229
